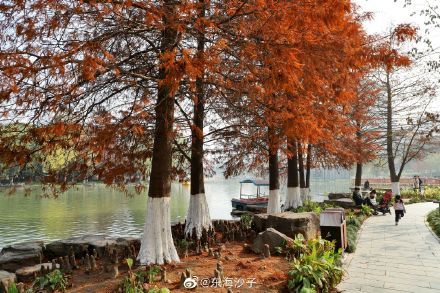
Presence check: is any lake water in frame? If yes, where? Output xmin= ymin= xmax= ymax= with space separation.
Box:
xmin=0 ymin=176 xmax=349 ymax=249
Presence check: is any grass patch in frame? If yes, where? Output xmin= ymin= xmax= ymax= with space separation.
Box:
xmin=427 ymin=208 xmax=440 ymax=238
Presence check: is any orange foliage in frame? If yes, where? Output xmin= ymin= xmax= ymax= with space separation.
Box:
xmin=216 ymin=0 xmax=374 ymax=175
xmin=370 ymin=24 xmax=417 ymax=72
xmin=0 ymin=0 xmax=381 ymax=187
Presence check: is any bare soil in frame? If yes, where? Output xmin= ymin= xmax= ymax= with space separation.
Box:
xmin=64 ymin=242 xmax=289 ymax=292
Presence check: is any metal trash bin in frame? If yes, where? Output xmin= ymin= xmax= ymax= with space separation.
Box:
xmin=320 ymin=208 xmax=347 ymax=251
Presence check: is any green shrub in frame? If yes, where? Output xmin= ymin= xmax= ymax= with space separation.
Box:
xmin=32 ymin=269 xmax=67 ymax=292
xmin=423 ymin=187 xmax=440 ymax=200
xmin=147 ymin=266 xmax=161 ymax=283
xmin=123 ymin=271 xmax=146 ymax=293
xmin=345 ymin=213 xmax=366 ymax=253
xmin=400 ymin=189 xmax=417 ymax=198
xmin=7 ymin=283 xmax=19 ymax=293
xmin=176 ymin=239 xmax=192 ymax=254
xmin=400 ymin=186 xmax=440 ymax=203
xmin=288 ymin=200 xmax=330 ymax=214
xmin=360 ymin=204 xmax=373 ymax=216
xmin=408 ymin=196 xmax=422 ymax=204
xmin=7 ymin=283 xmax=32 ymax=293
xmin=276 ymin=234 xmax=307 ymax=260
xmin=346 ymin=213 xmax=361 ymax=228
xmin=287 ymin=236 xmax=343 ymax=293
xmin=123 ymin=258 xmax=145 ymax=293
xmin=427 ymin=208 xmax=440 ymax=237
xmin=123 ymin=276 xmax=144 ymax=293
xmin=240 ymin=213 xmax=253 ymax=230
xmin=346 ymin=225 xmax=359 ymax=253
xmin=123 ymin=258 xmax=164 ymax=292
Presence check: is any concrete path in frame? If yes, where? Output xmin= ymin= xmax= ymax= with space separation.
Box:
xmin=338 ymin=202 xmax=440 ymax=293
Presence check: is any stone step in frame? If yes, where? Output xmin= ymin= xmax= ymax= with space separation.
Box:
xmin=0 ymin=241 xmax=44 ymax=272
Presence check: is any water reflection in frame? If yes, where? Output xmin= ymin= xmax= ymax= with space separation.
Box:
xmin=0 ymin=177 xmax=348 ymax=249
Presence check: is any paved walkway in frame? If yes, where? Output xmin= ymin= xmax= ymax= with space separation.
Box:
xmin=338 ymin=202 xmax=440 ymax=293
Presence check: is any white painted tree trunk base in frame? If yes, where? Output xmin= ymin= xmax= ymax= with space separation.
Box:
xmin=284 ymin=187 xmax=302 ymax=209
xmin=184 ymin=193 xmax=212 ymax=239
xmin=267 ymin=189 xmax=281 ymax=214
xmin=137 ymin=197 xmax=180 ymax=265
xmin=304 ymin=188 xmax=311 ymax=201
xmin=300 ymin=188 xmax=309 ymax=202
xmin=391 ymin=182 xmax=400 ymax=196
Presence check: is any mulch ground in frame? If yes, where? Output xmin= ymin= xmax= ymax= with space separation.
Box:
xmin=65 ymin=242 xmax=290 ymax=292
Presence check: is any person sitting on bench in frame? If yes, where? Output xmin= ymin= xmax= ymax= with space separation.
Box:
xmin=365 ymin=190 xmax=379 ymax=215
xmin=364 ymin=180 xmax=370 ymax=190
xmin=352 ymin=187 xmax=364 ymax=206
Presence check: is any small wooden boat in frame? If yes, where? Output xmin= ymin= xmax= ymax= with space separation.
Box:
xmin=231 ymin=179 xmax=269 ymax=211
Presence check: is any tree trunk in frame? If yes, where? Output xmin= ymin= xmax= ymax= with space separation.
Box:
xmin=267 ymin=127 xmax=280 ymax=214
xmin=305 ymin=144 xmax=312 ymax=200
xmin=285 ymin=140 xmax=302 ymax=209
xmin=354 ymin=120 xmax=363 ymax=190
xmin=298 ymin=142 xmax=307 ymax=202
xmin=137 ymin=2 xmax=180 ymax=265
xmin=267 ymin=148 xmax=281 ymax=214
xmin=355 ymin=163 xmax=362 ymax=189
xmin=185 ymin=0 xmax=212 ymax=239
xmin=385 ymin=72 xmax=400 ymax=195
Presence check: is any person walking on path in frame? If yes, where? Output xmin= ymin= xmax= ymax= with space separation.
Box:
xmin=418 ymin=176 xmax=424 ymax=195
xmin=413 ymin=176 xmax=419 ymax=192
xmin=337 ymin=202 xmax=439 ymax=293
xmin=393 ymin=195 xmax=406 ymax=225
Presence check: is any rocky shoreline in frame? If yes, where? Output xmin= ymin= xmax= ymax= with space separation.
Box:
xmin=0 ymin=213 xmax=320 ymax=292
xmin=0 ymin=235 xmax=141 ymax=291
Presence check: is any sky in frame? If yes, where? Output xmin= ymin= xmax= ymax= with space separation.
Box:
xmin=355 ymin=0 xmax=440 ymax=111
xmin=355 ymin=0 xmax=440 ymax=50
xmin=355 ymin=0 xmax=432 ymax=35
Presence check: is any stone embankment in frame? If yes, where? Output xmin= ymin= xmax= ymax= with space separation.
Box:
xmin=0 ymin=235 xmax=140 ymax=292
xmin=0 ymin=213 xmax=321 ymax=292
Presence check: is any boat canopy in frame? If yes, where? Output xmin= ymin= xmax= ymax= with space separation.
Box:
xmin=239 ymin=179 xmax=269 ymax=186
xmin=238 ymin=179 xmax=269 ymax=199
